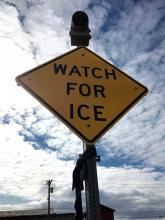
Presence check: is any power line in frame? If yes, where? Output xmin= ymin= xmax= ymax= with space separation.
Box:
xmin=116 ymin=217 xmax=165 ymax=218
xmin=53 ymin=207 xmax=165 ymax=212
xmin=99 ymin=184 xmax=165 ymax=189
xmin=116 ymin=210 xmax=165 ymax=213
xmin=99 ymin=184 xmax=165 ymax=186
xmin=99 ymin=186 xmax=165 ymax=190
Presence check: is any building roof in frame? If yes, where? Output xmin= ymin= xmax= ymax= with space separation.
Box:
xmin=100 ymin=204 xmax=116 ymax=212
xmin=0 ymin=209 xmax=54 ymax=217
xmin=0 ymin=210 xmax=75 ymax=220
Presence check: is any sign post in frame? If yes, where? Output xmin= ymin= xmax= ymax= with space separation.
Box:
xmin=70 ymin=11 xmax=101 ymax=220
xmin=83 ymin=144 xmax=101 ymax=220
xmin=15 ymin=11 xmax=148 ymax=220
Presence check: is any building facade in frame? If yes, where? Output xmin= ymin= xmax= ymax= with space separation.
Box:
xmin=100 ymin=204 xmax=115 ymax=220
xmin=0 ymin=204 xmax=115 ymax=220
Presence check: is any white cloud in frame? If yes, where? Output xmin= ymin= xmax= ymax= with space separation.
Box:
xmin=98 ymin=166 xmax=165 ymax=214
xmin=0 ymin=119 xmax=75 ymax=208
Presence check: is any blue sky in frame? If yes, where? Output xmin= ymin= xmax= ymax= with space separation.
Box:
xmin=0 ymin=0 xmax=165 ymax=219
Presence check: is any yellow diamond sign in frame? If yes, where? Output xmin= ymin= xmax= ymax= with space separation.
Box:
xmin=16 ymin=47 xmax=148 ymax=144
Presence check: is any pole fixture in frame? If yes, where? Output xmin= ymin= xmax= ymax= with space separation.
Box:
xmin=69 ymin=11 xmax=91 ymax=46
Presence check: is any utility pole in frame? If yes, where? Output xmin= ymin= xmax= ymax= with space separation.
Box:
xmin=46 ymin=179 xmax=53 ymax=215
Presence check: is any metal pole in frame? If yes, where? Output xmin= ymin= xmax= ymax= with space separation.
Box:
xmin=70 ymin=11 xmax=99 ymax=220
xmin=83 ymin=143 xmax=101 ymax=220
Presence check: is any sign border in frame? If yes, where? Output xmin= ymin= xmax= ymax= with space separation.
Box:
xmin=16 ymin=47 xmax=148 ymax=144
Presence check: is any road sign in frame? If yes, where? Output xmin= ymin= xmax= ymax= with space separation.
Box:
xmin=16 ymin=47 xmax=148 ymax=144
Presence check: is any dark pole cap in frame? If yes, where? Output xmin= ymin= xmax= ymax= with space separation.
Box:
xmin=72 ymin=11 xmax=89 ymax=27
xmin=69 ymin=11 xmax=91 ymax=46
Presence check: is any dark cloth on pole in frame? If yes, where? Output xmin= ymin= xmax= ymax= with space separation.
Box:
xmin=72 ymin=145 xmax=96 ymax=190
xmin=72 ymin=158 xmax=84 ymax=191
xmin=74 ymin=190 xmax=83 ymax=220
xmin=72 ymin=146 xmax=97 ymax=220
